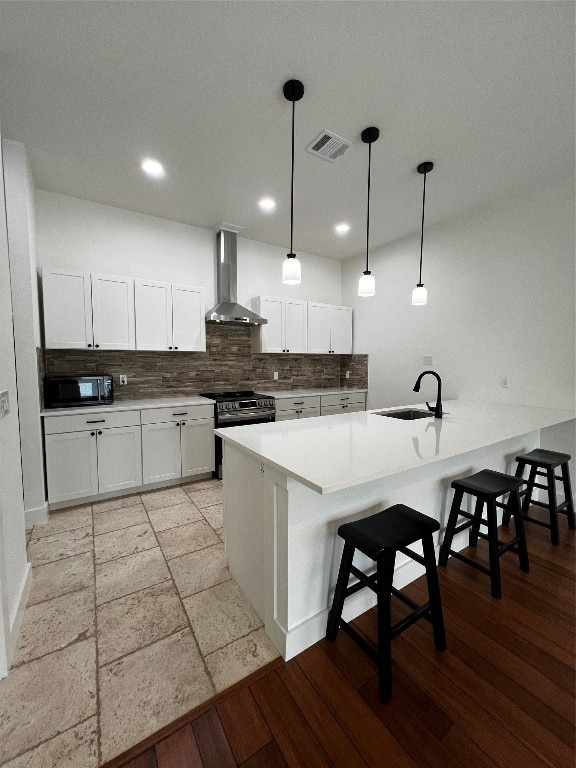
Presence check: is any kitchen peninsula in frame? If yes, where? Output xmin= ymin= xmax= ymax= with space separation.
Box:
xmin=217 ymin=400 xmax=575 ymax=659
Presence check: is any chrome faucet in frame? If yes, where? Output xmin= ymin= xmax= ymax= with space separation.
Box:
xmin=413 ymin=370 xmax=443 ymax=419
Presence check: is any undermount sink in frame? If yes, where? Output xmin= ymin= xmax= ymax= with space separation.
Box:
xmin=374 ymin=409 xmax=433 ymax=420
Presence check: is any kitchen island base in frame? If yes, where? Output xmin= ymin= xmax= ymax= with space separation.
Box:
xmin=222 ymin=430 xmax=541 ymax=660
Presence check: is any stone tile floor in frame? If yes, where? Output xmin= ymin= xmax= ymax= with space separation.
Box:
xmin=0 ymin=478 xmax=279 ymax=767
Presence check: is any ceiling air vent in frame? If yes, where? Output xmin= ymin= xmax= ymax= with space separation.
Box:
xmin=306 ymin=130 xmax=352 ymax=162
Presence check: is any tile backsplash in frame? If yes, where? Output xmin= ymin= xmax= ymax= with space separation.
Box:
xmin=43 ymin=325 xmax=368 ymax=400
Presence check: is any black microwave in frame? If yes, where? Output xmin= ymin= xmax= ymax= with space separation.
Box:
xmin=44 ymin=375 xmax=114 ymax=408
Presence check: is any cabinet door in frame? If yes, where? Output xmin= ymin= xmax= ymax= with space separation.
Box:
xmin=135 ymin=279 xmax=173 ymax=350
xmin=284 ymin=299 xmax=307 ymax=353
xmin=298 ymin=407 xmax=321 ymax=419
xmin=330 ymin=305 xmax=353 ymax=354
xmin=97 ymin=426 xmax=143 ymax=494
xmin=172 ymin=285 xmax=205 ymax=351
xmin=142 ymin=422 xmax=181 ymax=484
xmin=45 ymin=430 xmax=98 ymax=503
xmin=91 ymin=273 xmax=135 ymax=350
xmin=275 ymin=410 xmax=299 ymax=421
xmin=258 ymin=297 xmax=284 ymax=353
xmin=180 ymin=418 xmax=214 ymax=477
xmin=344 ymin=403 xmax=365 ymax=413
xmin=307 ymin=302 xmax=332 ymax=354
xmin=43 ymin=269 xmax=93 ymax=349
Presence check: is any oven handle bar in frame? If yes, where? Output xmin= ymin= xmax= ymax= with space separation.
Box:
xmin=217 ymin=409 xmax=275 ymax=423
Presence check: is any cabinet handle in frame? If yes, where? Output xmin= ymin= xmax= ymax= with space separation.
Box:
xmin=174 ymin=346 xmax=179 ymax=350
xmin=341 ymin=397 xmax=350 ymax=401
xmin=95 ymin=344 xmax=100 ymax=348
xmin=98 ymin=430 xmax=103 ymax=435
xmin=87 ymin=343 xmax=92 ymax=348
xmin=181 ymin=421 xmax=186 ymax=425
xmin=90 ymin=432 xmax=95 ymax=436
xmin=86 ymin=419 xmax=106 ymax=423
xmin=172 ymin=412 xmax=188 ymax=416
xmin=169 ymin=346 xmax=173 ymax=350
xmin=293 ymin=401 xmax=304 ymax=405
xmin=287 ymin=349 xmax=289 ymax=352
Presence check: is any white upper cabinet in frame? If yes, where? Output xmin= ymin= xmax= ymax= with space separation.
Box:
xmin=172 ymin=284 xmax=205 ymax=352
xmin=330 ymin=305 xmax=353 ymax=354
xmin=251 ymin=296 xmax=307 ymax=354
xmin=136 ymin=280 xmax=205 ymax=352
xmin=44 ymin=270 xmax=135 ymax=350
xmin=43 ymin=269 xmax=93 ymax=349
xmin=307 ymin=302 xmax=352 ymax=355
xmin=135 ymin=279 xmax=173 ymax=350
xmin=91 ymin=273 xmax=135 ymax=350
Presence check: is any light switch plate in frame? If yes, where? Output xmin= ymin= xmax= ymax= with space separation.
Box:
xmin=119 ymin=374 xmax=128 ymax=386
xmin=273 ymin=371 xmax=279 ymax=380
xmin=0 ymin=390 xmax=9 ymax=418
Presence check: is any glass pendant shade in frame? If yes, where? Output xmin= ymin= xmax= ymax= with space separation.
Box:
xmin=411 ymin=283 xmax=428 ymax=306
xmin=282 ymin=254 xmax=301 ymax=285
xmin=358 ymin=270 xmax=376 ymax=297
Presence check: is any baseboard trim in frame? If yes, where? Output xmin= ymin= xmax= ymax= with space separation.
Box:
xmin=7 ymin=562 xmax=32 ymax=667
xmin=25 ymin=502 xmax=49 ymax=526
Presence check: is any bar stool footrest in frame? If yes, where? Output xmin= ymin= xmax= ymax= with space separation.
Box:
xmin=446 ymin=549 xmax=491 ymax=576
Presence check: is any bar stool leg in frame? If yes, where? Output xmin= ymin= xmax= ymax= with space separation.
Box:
xmin=376 ymin=550 xmax=396 ymax=702
xmin=547 ymin=467 xmax=560 ymax=545
xmin=422 ymin=534 xmax=446 ymax=651
xmin=521 ymin=465 xmax=537 ymax=517
xmin=509 ymin=489 xmax=529 ymax=573
xmin=503 ymin=460 xmax=525 ymax=525
xmin=561 ymin=462 xmax=575 ymax=530
xmin=439 ymin=488 xmax=464 ymax=566
xmin=468 ymin=496 xmax=484 ymax=548
xmin=326 ymin=542 xmax=355 ymax=640
xmin=486 ymin=499 xmax=502 ymax=599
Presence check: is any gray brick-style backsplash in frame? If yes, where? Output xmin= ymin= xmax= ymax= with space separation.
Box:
xmin=43 ymin=325 xmax=368 ymax=400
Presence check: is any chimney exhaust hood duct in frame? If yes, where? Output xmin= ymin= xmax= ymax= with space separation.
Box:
xmin=205 ymin=229 xmax=267 ymax=326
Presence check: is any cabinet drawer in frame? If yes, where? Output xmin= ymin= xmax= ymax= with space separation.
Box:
xmin=274 ymin=395 xmax=321 ymax=411
xmin=44 ymin=409 xmax=140 ymax=435
xmin=321 ymin=403 xmax=365 ymax=416
xmin=320 ymin=392 xmax=365 ymax=408
xmin=140 ymin=403 xmax=214 ymax=424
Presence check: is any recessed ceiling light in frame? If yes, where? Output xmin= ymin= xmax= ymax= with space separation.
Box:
xmin=335 ymin=222 xmax=350 ymax=236
xmin=258 ymin=197 xmax=276 ymax=212
xmin=141 ymin=158 xmax=166 ymax=179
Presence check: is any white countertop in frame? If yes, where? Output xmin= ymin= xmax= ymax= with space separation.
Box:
xmin=260 ymin=388 xmax=367 ymax=398
xmin=216 ymin=400 xmax=575 ymax=494
xmin=41 ymin=396 xmax=215 ymax=417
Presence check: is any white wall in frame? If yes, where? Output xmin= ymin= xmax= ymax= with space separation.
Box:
xmin=3 ymin=140 xmax=47 ymax=524
xmin=0 ymin=135 xmax=31 ymax=678
xmin=343 ymin=176 xmax=575 ymax=413
xmin=36 ymin=191 xmax=342 ymax=308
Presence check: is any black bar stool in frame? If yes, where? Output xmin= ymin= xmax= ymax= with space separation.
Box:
xmin=502 ymin=448 xmax=575 ymax=545
xmin=326 ymin=504 xmax=446 ymax=702
xmin=438 ymin=469 xmax=529 ymax=598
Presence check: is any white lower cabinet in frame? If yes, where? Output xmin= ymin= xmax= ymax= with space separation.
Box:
xmin=142 ymin=417 xmax=214 ymax=484
xmin=45 ymin=425 xmax=141 ymax=504
xmin=276 ymin=407 xmax=321 ymax=421
xmin=45 ymin=430 xmax=99 ymax=503
xmin=320 ymin=403 xmax=365 ymax=416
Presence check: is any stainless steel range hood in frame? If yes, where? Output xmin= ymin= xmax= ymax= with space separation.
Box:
xmin=205 ymin=229 xmax=267 ymax=326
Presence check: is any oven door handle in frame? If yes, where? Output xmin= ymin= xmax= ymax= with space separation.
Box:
xmin=218 ymin=409 xmax=275 ymax=423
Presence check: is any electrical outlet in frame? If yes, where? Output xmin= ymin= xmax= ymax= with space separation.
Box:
xmin=119 ymin=374 xmax=128 ymax=386
xmin=345 ymin=370 xmax=350 ymax=379
xmin=0 ymin=390 xmax=9 ymax=418
xmin=423 ymin=355 xmax=433 ymax=366
xmin=501 ymin=377 xmax=509 ymax=388
xmin=273 ymin=371 xmax=279 ymax=380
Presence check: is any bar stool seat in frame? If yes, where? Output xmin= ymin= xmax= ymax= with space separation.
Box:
xmin=502 ymin=448 xmax=575 ymax=544
xmin=439 ymin=469 xmax=529 ymax=598
xmin=326 ymin=504 xmax=446 ymax=702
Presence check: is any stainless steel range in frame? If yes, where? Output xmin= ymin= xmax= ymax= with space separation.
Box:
xmin=201 ymin=390 xmax=275 ymax=477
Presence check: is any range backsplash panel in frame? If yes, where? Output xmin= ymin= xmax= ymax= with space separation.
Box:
xmin=43 ymin=325 xmax=368 ymax=400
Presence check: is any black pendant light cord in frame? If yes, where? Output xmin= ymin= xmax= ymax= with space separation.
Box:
xmin=365 ymin=141 xmax=371 ymax=273
xmin=418 ymin=169 xmax=427 ymax=285
xmin=290 ymin=98 xmax=295 ymax=255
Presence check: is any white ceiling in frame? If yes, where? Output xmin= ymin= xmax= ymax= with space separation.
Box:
xmin=0 ymin=1 xmax=573 ymax=261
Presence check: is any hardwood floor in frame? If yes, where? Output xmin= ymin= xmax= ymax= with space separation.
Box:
xmin=105 ymin=518 xmax=575 ymax=768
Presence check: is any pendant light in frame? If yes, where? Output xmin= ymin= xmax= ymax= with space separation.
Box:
xmin=412 ymin=161 xmax=433 ymax=306
xmin=282 ymin=79 xmax=304 ymax=285
xmin=358 ymin=127 xmax=379 ymax=297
